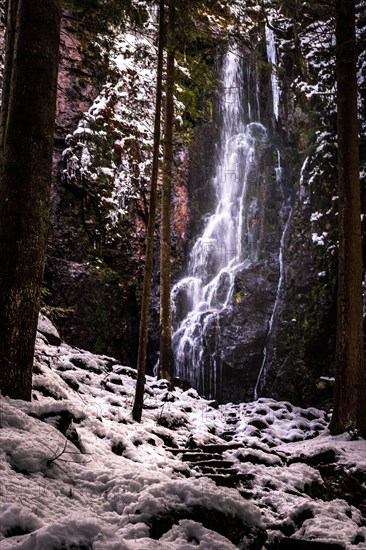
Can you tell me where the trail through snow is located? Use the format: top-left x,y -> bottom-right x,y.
0,316 -> 365,549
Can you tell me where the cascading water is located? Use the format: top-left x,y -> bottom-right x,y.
265,24 -> 280,120
172,48 -> 271,399
253,152 -> 292,399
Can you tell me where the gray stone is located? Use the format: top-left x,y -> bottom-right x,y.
37,314 -> 62,346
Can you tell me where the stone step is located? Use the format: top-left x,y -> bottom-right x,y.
270,538 -> 346,550
166,447 -> 204,455
203,474 -> 237,488
200,443 -> 246,453
193,466 -> 237,475
233,473 -> 255,485
181,453 -> 223,462
239,489 -> 254,499
188,459 -> 235,469
220,431 -> 236,441
203,472 -> 254,489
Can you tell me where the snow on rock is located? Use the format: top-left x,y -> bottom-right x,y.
37,313 -> 62,346
61,19 -> 158,234
0,317 -> 365,549
160,519 -> 239,550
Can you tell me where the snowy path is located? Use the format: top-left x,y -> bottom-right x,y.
0,316 -> 365,549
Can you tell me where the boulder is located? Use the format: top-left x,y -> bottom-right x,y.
37,313 -> 62,346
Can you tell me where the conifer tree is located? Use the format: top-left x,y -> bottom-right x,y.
158,2 -> 175,385
0,0 -> 62,400
132,0 -> 165,423
329,0 -> 366,437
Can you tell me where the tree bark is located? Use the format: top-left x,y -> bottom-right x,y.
329,0 -> 366,437
158,4 -> 175,384
0,0 -> 62,400
132,0 -> 165,422
0,0 -> 19,153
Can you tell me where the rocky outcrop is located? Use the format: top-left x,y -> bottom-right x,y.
45,9 -> 145,364
259,11 -> 339,408
45,7 -> 190,368
261,160 -> 337,407
172,39 -> 295,404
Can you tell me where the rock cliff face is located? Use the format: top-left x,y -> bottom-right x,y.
45,9 -> 142,364
177,85 -> 290,403
259,10 -> 340,408
44,7 -> 189,368
171,12 -> 341,406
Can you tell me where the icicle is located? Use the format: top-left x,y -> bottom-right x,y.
299,156 -> 309,200
275,148 -> 282,184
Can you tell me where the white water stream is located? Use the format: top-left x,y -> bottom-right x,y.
253,156 -> 309,397
265,24 -> 280,120
172,50 -> 269,397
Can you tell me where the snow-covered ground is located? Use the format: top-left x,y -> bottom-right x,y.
0,316 -> 365,549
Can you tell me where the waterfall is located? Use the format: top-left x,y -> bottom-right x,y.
265,24 -> 280,120
253,204 -> 292,399
172,49 -> 269,398
253,156 -> 309,398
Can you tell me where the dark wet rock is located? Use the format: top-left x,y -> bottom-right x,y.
148,505 -> 267,550
268,538 -> 345,550
59,374 -> 80,392
113,366 -> 138,379
69,356 -> 103,374
316,464 -> 366,518
291,507 -> 315,528
290,449 -> 337,467
37,314 -> 62,346
111,441 -> 126,456
249,418 -> 269,431
261,159 -> 337,408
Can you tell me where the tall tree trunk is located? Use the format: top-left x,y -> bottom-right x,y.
0,0 -> 62,401
132,0 -> 165,423
0,0 -> 19,152
158,4 -> 175,384
329,0 -> 366,437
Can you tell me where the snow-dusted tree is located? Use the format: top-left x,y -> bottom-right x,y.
0,0 -> 62,400
132,0 -> 226,419
329,0 -> 366,437
133,0 -> 165,423
158,2 -> 175,385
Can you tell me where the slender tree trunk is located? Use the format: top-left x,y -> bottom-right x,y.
158,4 -> 175,384
329,0 -> 366,437
132,0 -> 165,422
0,0 -> 62,401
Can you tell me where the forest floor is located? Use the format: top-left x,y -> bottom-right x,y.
0,315 -> 365,550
